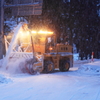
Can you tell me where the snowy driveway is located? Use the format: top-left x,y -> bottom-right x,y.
0,66 -> 100,100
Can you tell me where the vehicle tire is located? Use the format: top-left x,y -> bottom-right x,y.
44,60 -> 54,73
63,60 -> 70,71
28,63 -> 37,75
59,60 -> 70,72
25,59 -> 37,75
59,60 -> 64,71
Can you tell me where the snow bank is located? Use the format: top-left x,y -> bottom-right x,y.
78,60 -> 100,75
0,57 -> 28,74
0,57 -> 40,75
73,53 -> 79,61
6,58 -> 27,74
0,74 -> 12,84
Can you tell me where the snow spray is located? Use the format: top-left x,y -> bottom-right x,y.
2,22 -> 27,71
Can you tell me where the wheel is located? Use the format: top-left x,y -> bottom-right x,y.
59,60 -> 64,71
25,58 -> 37,75
44,60 -> 54,73
59,60 -> 70,72
28,63 -> 37,75
63,61 -> 70,71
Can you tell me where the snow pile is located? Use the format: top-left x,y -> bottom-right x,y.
78,60 -> 100,75
0,57 -> 40,75
0,74 -> 12,84
6,58 -> 27,74
0,57 -> 27,74
73,53 -> 79,61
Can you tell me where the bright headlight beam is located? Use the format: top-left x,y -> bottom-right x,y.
38,31 -> 53,34
31,31 -> 36,34
31,30 -> 53,34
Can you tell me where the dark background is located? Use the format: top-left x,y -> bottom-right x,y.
2,0 -> 100,59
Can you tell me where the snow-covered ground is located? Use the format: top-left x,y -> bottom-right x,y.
0,54 -> 100,100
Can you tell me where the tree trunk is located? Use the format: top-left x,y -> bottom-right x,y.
0,35 -> 5,59
0,0 -> 5,59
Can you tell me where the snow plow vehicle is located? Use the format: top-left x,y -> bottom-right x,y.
4,23 -> 73,74
33,33 -> 73,73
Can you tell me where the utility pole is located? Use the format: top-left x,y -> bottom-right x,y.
0,0 -> 5,59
